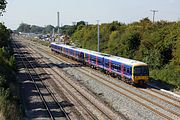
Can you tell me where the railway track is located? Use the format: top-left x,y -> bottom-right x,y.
80,65 -> 180,108
14,38 -> 125,119
79,68 -> 180,119
146,83 -> 180,103
49,52 -> 180,104
31,42 -> 179,119
16,36 -> 180,120
13,41 -> 71,120
26,41 -> 125,120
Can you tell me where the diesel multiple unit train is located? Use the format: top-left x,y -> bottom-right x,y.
50,42 -> 149,84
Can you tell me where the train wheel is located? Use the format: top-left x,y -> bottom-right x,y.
118,76 -> 121,80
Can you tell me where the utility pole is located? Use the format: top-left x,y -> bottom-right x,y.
57,12 -> 60,42
150,10 -> 158,23
52,28 -> 54,41
97,20 -> 100,52
57,11 -> 60,35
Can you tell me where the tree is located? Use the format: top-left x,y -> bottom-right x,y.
30,25 -> 43,33
43,25 -> 54,34
0,23 -> 10,47
61,25 -> 76,36
120,31 -> 141,58
76,21 -> 86,26
0,0 -> 7,15
16,23 -> 31,33
109,21 -> 122,32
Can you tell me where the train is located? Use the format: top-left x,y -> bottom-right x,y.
50,42 -> 149,84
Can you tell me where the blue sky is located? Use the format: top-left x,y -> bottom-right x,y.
1,0 -> 180,30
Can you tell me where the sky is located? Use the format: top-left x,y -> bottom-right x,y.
0,0 -> 180,30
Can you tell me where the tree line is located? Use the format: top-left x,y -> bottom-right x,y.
70,18 -> 180,89
16,18 -> 180,90
16,21 -> 86,35
0,1 -> 22,119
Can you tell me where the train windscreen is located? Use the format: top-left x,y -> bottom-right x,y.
134,66 -> 149,76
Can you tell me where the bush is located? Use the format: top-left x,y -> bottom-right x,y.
150,65 -> 180,90
70,19 -> 180,90
0,22 -> 22,119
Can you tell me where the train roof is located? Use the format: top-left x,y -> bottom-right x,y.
104,55 -> 147,66
51,42 -> 147,66
51,42 -> 73,49
84,49 -> 147,66
51,42 -> 104,57
79,48 -> 105,57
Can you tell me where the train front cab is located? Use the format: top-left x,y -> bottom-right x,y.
132,65 -> 149,84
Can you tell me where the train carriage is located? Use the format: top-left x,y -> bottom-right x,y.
50,42 -> 149,84
83,50 -> 104,69
103,55 -> 149,84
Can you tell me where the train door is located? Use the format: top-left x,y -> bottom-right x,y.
96,56 -> 98,66
109,60 -> 112,72
102,57 -> 104,69
121,64 -> 124,78
79,52 -> 84,62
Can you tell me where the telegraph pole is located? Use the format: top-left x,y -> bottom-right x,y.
57,11 -> 60,35
57,12 -> 60,43
97,20 -> 100,52
150,10 -> 158,23
52,28 -> 55,41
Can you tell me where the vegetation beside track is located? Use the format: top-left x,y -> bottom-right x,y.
0,19 -> 22,120
17,19 -> 180,90
0,1 -> 22,119
70,19 -> 180,90
29,37 -> 51,46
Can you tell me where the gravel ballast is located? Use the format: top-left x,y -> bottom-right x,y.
26,39 -> 180,120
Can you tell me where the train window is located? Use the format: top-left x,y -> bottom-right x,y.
127,68 -> 130,73
118,65 -> 121,70
134,66 -> 149,76
98,59 -> 102,64
124,67 -> 126,72
115,65 -> 118,69
115,64 -> 119,69
112,64 -> 115,69
105,62 -> 109,67
91,57 -> 96,62
112,64 -> 118,69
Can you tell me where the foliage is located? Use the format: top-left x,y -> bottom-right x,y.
61,25 -> 76,36
30,25 -> 43,34
70,18 -> 180,90
0,22 -> 22,119
0,23 -> 10,47
0,0 -> 7,15
16,19 -> 180,89
16,23 -> 31,33
16,23 -> 53,34
150,64 -> 180,90
43,25 -> 55,34
16,21 -> 88,36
